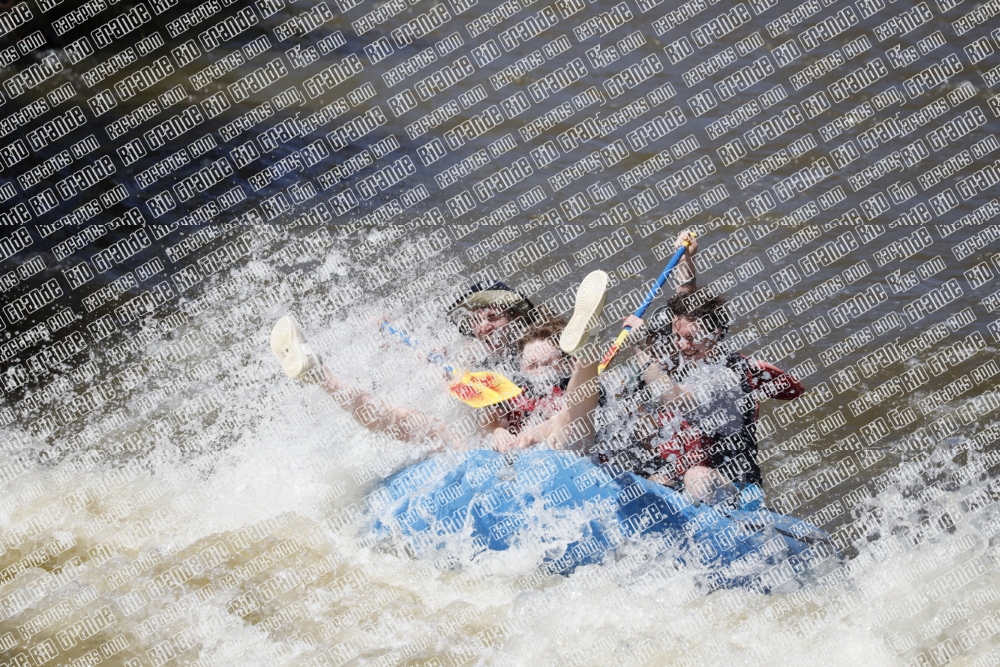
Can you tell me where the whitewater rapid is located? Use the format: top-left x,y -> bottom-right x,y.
0,240 -> 997,667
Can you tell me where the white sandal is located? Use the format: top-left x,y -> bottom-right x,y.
270,316 -> 320,379
559,270 -> 609,355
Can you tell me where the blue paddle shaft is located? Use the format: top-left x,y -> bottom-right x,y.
379,322 -> 455,374
620,245 -> 688,333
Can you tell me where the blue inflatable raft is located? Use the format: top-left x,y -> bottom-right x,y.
370,448 -> 837,591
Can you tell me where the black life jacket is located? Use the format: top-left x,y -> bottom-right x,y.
715,352 -> 762,486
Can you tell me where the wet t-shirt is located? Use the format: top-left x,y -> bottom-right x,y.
645,362 -> 743,480
596,359 -> 746,483
677,362 -> 746,440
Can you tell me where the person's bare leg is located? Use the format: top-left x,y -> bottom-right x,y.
518,270 -> 608,453
683,465 -> 738,505
545,355 -> 601,453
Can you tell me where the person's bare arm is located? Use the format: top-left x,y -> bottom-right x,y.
319,365 -> 462,446
508,356 -> 602,454
623,314 -> 645,331
492,427 -> 518,451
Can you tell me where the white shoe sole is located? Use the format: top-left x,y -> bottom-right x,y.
559,270 -> 609,355
271,316 -> 318,379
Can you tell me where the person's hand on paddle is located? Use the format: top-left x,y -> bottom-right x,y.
369,310 -> 392,329
598,233 -> 695,374
623,314 -> 645,332
675,230 -> 698,254
675,230 -> 698,294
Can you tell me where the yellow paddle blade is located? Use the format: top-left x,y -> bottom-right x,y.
448,370 -> 522,408
598,328 -> 632,374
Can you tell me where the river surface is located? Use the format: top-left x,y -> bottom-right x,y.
0,0 -> 999,664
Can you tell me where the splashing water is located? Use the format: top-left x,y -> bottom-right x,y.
0,232 -> 997,667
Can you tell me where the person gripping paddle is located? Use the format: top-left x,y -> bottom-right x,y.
617,230 -> 806,496
597,232 -> 697,374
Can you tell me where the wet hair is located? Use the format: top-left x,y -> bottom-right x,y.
516,316 -> 568,355
668,293 -> 731,339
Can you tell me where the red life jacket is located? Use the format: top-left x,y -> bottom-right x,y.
504,380 -> 568,434
653,413 -> 710,481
